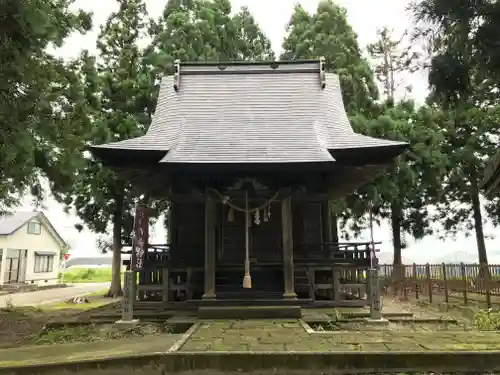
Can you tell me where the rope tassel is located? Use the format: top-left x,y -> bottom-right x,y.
242,189 -> 252,289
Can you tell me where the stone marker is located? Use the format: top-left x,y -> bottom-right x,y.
365,267 -> 389,325
115,270 -> 139,327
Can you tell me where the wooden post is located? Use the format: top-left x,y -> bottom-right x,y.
333,267 -> 341,300
461,263 -> 468,305
162,268 -> 169,303
412,263 -> 419,299
425,263 -> 432,303
202,195 -> 216,300
308,266 -> 315,301
281,193 -> 297,299
481,263 -> 492,308
403,265 -> 408,300
441,263 -> 449,304
186,267 -> 194,300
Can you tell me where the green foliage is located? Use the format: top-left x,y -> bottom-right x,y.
280,0 -> 377,115
59,268 -> 113,283
367,27 -> 420,98
348,102 -> 447,257
50,0 -> 159,297
0,0 -> 92,209
279,0 -> 381,240
473,309 -> 500,331
410,0 -> 500,264
57,0 -> 156,235
147,0 -> 274,75
342,27 -> 446,261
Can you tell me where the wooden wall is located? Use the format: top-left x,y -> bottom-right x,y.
170,199 -> 326,268
292,202 -> 323,260
169,202 -> 205,267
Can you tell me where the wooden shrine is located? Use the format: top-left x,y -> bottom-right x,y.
90,59 -> 408,313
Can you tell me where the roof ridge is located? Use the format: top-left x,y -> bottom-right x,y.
172,58 -> 327,88
179,59 -> 323,66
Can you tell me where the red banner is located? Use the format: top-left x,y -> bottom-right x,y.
131,204 -> 149,271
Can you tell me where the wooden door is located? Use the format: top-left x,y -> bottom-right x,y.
250,202 -> 281,263
219,205 -> 245,264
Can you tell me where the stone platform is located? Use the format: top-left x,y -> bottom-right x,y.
2,319 -> 500,374
197,305 -> 302,319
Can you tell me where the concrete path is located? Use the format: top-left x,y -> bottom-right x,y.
0,282 -> 110,308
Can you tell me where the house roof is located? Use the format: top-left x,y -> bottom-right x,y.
0,211 -> 39,235
91,59 -> 407,165
0,211 -> 67,247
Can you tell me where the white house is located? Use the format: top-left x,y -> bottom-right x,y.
0,211 -> 66,286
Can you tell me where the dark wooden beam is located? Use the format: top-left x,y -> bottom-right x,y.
169,191 -> 328,204
281,189 -> 297,299
202,194 -> 216,300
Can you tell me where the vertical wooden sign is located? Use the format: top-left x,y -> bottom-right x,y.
131,204 -> 149,271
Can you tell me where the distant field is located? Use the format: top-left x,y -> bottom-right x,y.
59,267 -> 113,283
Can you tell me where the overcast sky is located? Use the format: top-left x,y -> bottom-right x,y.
21,0 -> 500,263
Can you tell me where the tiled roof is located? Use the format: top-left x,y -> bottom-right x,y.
92,60 -> 406,164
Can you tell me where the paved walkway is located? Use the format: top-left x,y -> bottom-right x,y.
181,320 -> 500,352
0,283 -> 110,308
0,320 -> 500,368
0,335 -> 181,368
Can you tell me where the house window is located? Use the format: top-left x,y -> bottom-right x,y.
27,222 -> 41,235
34,252 -> 54,273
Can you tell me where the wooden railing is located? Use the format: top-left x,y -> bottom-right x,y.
379,263 -> 500,308
295,241 -> 380,266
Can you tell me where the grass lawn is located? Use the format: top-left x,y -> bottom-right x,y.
0,289 -> 119,349
59,268 -> 115,283
45,289 -> 111,311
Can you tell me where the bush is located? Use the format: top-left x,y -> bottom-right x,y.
473,309 -> 500,330
59,268 -> 113,283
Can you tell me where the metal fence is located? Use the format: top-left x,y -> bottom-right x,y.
378,263 -> 500,307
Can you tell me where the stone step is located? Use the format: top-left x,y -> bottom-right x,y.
197,305 -> 302,319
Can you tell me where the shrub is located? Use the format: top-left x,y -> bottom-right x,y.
59,268 -> 113,283
473,309 -> 500,330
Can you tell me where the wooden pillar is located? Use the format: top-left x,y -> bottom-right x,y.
322,200 -> 340,301
202,195 -> 216,299
162,268 -> 169,303
282,192 -> 297,299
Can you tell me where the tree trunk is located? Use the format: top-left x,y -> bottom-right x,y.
470,171 -> 488,265
391,202 -> 403,266
107,191 -> 124,298
470,170 -> 490,297
390,202 -> 404,297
